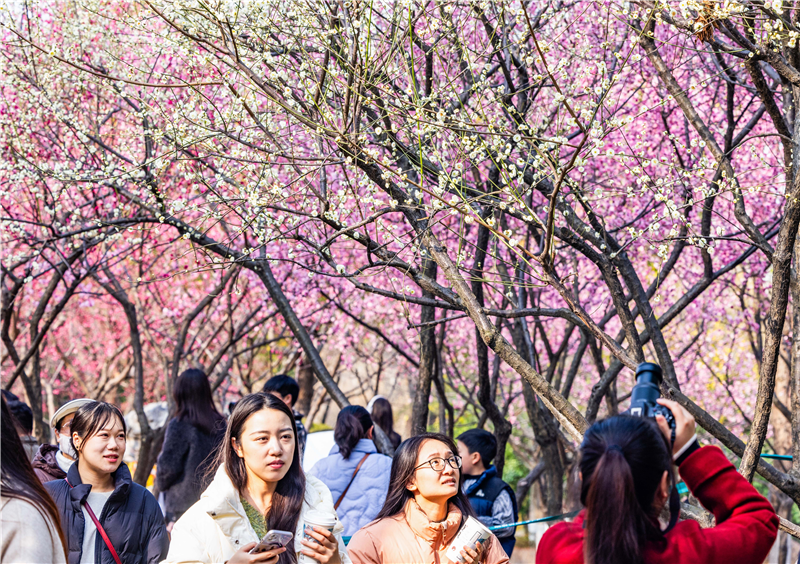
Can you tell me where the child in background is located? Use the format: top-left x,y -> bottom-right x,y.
456,429 -> 518,557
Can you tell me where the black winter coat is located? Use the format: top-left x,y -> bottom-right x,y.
155,417 -> 224,518
45,462 -> 169,564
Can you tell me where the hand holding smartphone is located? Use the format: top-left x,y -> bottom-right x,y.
249,530 -> 294,554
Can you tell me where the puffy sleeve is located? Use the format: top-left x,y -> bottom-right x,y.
160,510 -> 213,564
346,528 -> 382,564
483,534 -> 510,564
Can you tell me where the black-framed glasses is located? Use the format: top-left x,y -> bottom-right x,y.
414,455 -> 462,473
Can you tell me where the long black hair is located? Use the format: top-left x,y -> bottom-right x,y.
214,392 -> 304,564
334,405 -> 372,460
1,396 -> 68,561
580,415 -> 673,564
174,368 -> 224,434
375,432 -> 476,521
371,398 -> 401,449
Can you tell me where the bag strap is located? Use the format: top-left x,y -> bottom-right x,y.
65,478 -> 123,564
334,453 -> 370,510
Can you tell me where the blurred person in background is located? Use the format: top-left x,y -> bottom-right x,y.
309,405 -> 393,537
156,368 -> 226,529
33,398 -> 95,483
262,374 -> 307,456
1,395 -> 68,563
367,396 -> 401,451
2,390 -> 38,460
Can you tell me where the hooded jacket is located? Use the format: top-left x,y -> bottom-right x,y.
308,438 -> 393,537
536,445 -> 779,564
161,465 -> 352,564
347,500 -> 509,564
45,461 -> 169,564
32,443 -> 68,483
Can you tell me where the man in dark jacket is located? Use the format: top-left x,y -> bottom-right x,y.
45,460 -> 168,564
33,398 -> 94,483
457,429 -> 518,557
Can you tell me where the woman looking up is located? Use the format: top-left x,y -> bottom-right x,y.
347,433 -> 509,564
45,401 -> 169,564
163,392 -> 351,564
536,399 -> 779,564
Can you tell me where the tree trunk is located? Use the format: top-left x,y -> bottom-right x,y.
411,257 -> 438,436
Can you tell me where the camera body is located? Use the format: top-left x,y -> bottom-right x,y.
625,362 -> 676,444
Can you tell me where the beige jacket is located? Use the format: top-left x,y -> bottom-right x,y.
1,494 -> 67,564
161,465 -> 351,564
347,500 -> 509,564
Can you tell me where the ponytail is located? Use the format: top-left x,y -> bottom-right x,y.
334,405 -> 372,460
580,417 -> 673,564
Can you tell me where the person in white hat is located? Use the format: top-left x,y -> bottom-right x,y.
31,398 -> 94,483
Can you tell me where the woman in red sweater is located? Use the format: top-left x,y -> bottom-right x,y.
537,399 -> 778,564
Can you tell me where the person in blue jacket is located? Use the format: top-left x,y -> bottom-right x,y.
456,429 -> 518,557
309,405 -> 393,537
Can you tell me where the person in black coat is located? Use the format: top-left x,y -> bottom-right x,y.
156,368 -> 225,527
45,402 -> 168,564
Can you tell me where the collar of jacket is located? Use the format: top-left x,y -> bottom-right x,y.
32,443 -> 60,469
328,438 -> 378,456
402,499 -> 462,546
463,465 -> 498,495
66,461 -> 132,510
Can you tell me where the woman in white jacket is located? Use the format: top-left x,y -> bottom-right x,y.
162,393 -> 350,564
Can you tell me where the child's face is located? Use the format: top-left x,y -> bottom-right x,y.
457,440 -> 482,475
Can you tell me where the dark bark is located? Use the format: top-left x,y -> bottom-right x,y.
411,257 -> 438,436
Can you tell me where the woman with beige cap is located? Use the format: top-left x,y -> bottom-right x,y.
32,398 -> 94,483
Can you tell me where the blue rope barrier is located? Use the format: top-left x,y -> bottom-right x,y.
489,510 -> 580,531
761,453 -> 792,460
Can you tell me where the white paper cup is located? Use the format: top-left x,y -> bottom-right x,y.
298,510 -> 337,564
445,516 -> 492,563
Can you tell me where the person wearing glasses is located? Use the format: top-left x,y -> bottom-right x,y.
347,433 -> 509,564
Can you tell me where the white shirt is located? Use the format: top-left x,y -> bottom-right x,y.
80,490 -> 113,564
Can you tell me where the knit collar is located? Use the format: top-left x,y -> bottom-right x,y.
402,499 -> 462,545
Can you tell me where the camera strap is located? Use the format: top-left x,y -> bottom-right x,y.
664,484 -> 680,534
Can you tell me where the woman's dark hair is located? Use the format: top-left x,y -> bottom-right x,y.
174,368 -> 225,434
1,396 -> 68,560
215,393 -> 304,564
334,406 -> 373,460
371,398 -> 401,449
580,415 -> 674,564
375,432 -> 476,522
70,401 -> 126,459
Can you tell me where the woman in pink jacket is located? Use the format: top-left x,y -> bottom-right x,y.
347,433 -> 509,564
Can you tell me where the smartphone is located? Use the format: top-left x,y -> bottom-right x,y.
249,530 -> 294,554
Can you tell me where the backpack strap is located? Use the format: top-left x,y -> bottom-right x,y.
334,453 -> 370,510
65,478 -> 123,564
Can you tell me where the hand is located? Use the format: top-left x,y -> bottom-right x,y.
459,540 -> 485,564
299,526 -> 340,564
656,398 -> 696,456
226,542 -> 286,564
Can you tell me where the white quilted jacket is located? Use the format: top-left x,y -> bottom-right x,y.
161,465 -> 351,564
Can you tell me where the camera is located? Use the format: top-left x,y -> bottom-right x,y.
625,362 -> 676,445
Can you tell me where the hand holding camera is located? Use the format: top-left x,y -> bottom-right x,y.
655,398 -> 696,457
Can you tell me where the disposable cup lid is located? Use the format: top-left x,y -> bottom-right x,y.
304,510 -> 336,527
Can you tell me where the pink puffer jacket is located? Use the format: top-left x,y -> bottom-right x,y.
347,500 -> 509,564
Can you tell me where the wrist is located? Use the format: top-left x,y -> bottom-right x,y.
674,435 -> 700,465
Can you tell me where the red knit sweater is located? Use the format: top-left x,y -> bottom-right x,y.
536,446 -> 779,564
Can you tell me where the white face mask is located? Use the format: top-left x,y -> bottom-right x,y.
58,433 -> 77,459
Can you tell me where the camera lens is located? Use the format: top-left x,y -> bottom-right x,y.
635,362 -> 663,386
